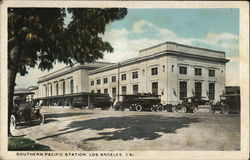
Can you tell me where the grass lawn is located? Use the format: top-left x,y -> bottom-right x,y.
8,137 -> 52,151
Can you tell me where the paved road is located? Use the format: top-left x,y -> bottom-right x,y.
11,107 -> 240,151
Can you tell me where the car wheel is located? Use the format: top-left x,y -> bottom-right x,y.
88,104 -> 95,110
135,105 -> 142,112
172,106 -> 177,113
151,105 -> 156,112
181,106 -> 187,113
10,114 -> 16,129
157,105 -> 164,112
39,113 -> 45,125
222,105 -> 229,115
192,107 -> 198,113
205,102 -> 211,108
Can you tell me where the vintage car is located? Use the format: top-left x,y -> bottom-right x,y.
208,94 -> 240,114
114,93 -> 163,112
10,90 -> 44,129
72,94 -> 113,110
173,96 -> 209,113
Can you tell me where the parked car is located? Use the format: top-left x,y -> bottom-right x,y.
208,94 -> 240,114
173,96 -> 209,113
114,93 -> 163,112
91,96 -> 113,110
72,95 -> 113,110
10,91 -> 44,129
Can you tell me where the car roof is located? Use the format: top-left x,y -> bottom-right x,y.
14,90 -> 34,96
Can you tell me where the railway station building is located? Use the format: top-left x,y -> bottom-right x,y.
37,41 -> 229,106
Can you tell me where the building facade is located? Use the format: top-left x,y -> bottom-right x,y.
37,41 -> 229,106
37,62 -> 113,106
89,42 -> 229,104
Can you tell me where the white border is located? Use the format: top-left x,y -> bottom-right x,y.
0,1 -> 249,160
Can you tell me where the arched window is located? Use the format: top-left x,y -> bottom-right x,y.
50,85 -> 53,96
56,83 -> 59,95
70,79 -> 74,94
63,81 -> 65,95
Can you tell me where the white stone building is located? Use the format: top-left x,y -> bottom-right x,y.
37,41 -> 229,106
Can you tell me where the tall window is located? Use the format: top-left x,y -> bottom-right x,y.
91,80 -> 94,86
209,69 -> 215,77
121,74 -> 126,81
179,66 -> 187,74
70,79 -> 74,94
112,87 -> 116,99
122,86 -> 127,95
152,82 -> 158,95
45,86 -> 47,97
209,83 -> 215,100
112,76 -> 116,82
151,67 -> 158,75
97,79 -> 101,85
50,85 -> 52,96
103,78 -> 108,84
97,89 -> 101,93
133,84 -> 139,94
195,68 -> 202,76
132,71 -> 138,79
195,82 -> 202,97
56,83 -> 59,95
179,81 -> 187,100
104,89 -> 108,94
62,81 -> 65,95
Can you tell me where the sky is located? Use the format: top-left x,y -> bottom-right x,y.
15,8 -> 239,88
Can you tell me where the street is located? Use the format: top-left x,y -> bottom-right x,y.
11,107 -> 240,151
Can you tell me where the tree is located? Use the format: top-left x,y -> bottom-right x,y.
8,8 -> 127,135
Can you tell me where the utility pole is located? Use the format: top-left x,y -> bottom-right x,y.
117,63 -> 120,102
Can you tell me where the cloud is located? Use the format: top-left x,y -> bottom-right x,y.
102,19 -> 239,85
16,19 -> 239,88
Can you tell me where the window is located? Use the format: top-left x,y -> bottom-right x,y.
112,87 -> 116,99
122,86 -> 127,95
195,82 -> 202,97
45,86 -> 47,97
172,65 -> 174,72
195,68 -> 202,76
209,69 -> 215,77
209,83 -> 215,100
62,81 -> 65,95
104,89 -> 108,94
152,82 -> 158,95
50,85 -> 53,96
133,84 -> 139,94
70,79 -> 74,94
103,78 -> 108,84
179,81 -> 187,100
132,71 -> 138,79
121,74 -> 126,81
163,65 -> 166,72
56,83 -> 59,95
179,66 -> 187,75
97,79 -> 101,85
97,89 -> 101,93
112,76 -> 116,82
91,80 -> 94,86
151,67 -> 158,75
91,90 -> 94,93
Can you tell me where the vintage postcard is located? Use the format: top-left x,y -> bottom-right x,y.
0,1 -> 249,160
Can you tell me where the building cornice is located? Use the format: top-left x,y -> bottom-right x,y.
38,62 -> 113,83
139,41 -> 225,54
88,50 -> 229,75
38,65 -> 98,83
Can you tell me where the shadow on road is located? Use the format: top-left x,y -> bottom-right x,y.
45,112 -> 93,118
37,115 -> 199,141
